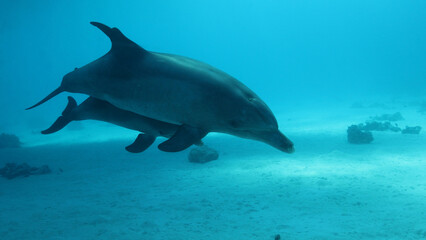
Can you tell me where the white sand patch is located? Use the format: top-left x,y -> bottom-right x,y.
0,103 -> 425,239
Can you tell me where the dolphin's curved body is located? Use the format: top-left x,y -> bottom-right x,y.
28,22 -> 294,153
42,96 -> 190,153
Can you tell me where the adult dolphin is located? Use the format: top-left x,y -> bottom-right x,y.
42,96 -> 191,153
27,22 -> 294,153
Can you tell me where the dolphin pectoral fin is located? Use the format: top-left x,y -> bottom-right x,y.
62,96 -> 78,115
125,133 -> 156,153
41,96 -> 78,134
194,140 -> 204,146
158,125 -> 207,152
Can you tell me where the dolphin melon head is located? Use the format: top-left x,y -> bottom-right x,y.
225,96 -> 294,153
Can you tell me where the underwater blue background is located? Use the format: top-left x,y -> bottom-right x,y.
0,1 -> 425,239
1,0 -> 425,129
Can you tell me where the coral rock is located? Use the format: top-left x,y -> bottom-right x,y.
188,145 -> 219,163
347,125 -> 374,144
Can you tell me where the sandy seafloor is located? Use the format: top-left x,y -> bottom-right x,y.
1,102 -> 425,240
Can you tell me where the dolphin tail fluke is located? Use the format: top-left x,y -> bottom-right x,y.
41,96 -> 77,135
125,133 -> 156,153
26,87 -> 63,110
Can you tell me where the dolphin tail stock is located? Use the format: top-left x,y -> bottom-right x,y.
26,86 -> 64,110
158,125 -> 207,152
125,133 -> 156,153
41,96 -> 77,135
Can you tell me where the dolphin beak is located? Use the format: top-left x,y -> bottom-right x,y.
262,130 -> 295,153
284,145 -> 295,154
26,87 -> 63,110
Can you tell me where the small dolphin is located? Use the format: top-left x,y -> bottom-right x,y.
28,22 -> 294,153
42,96 -> 191,153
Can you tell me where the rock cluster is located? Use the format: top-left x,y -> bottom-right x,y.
347,112 -> 422,144
0,133 -> 21,149
358,121 -> 401,132
188,145 -> 219,163
347,125 -> 374,144
370,112 -> 404,121
402,126 -> 422,134
0,163 -> 51,180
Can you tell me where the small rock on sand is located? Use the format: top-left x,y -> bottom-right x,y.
188,145 -> 219,163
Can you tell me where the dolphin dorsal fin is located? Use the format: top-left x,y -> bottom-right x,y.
90,22 -> 148,57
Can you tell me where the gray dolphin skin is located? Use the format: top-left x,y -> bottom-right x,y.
27,22 -> 294,153
42,96 -> 187,153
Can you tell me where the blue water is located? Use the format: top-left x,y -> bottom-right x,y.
0,1 -> 425,239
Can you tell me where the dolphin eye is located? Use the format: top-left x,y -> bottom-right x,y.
74,67 -> 78,71
229,120 -> 241,128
